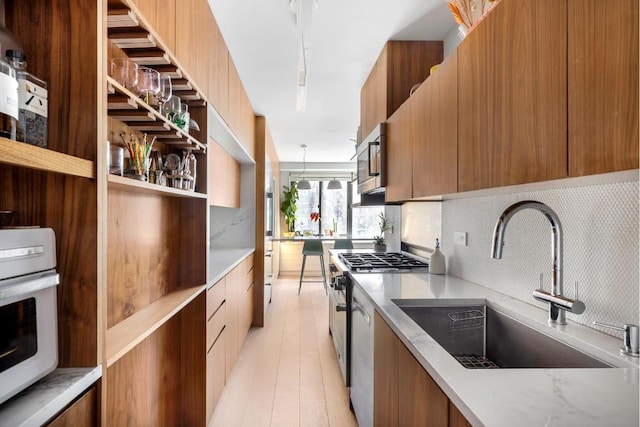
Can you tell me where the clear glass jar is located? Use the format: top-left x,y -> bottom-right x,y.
0,58 -> 18,140
6,50 -> 48,147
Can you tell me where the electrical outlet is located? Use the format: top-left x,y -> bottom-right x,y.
454,231 -> 467,246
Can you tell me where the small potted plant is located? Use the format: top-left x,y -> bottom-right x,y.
280,182 -> 299,237
374,212 -> 391,252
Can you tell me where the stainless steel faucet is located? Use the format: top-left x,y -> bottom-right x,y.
491,200 -> 585,325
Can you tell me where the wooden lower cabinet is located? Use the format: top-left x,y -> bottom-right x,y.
374,311 -> 470,427
47,387 -> 96,427
206,329 -> 226,423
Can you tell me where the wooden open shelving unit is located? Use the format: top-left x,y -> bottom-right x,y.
106,284 -> 206,367
0,137 -> 96,179
107,174 -> 207,198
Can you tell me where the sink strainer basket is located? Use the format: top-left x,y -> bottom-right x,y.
447,309 -> 485,332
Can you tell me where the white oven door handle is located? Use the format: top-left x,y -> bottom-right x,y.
0,272 -> 59,300
352,295 -> 371,325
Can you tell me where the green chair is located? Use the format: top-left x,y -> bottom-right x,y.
298,240 -> 327,295
333,239 -> 353,250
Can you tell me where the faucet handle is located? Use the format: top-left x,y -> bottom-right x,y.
593,321 -> 639,358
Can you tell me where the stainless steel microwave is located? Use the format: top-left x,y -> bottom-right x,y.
356,123 -> 385,194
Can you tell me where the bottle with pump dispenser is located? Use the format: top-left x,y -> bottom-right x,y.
429,238 -> 446,275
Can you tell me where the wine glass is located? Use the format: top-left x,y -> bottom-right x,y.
156,73 -> 172,112
136,66 -> 160,105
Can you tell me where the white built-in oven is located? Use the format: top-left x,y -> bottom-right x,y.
356,123 -> 385,194
0,229 -> 59,405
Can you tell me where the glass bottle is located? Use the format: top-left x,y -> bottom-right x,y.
6,50 -> 47,147
0,56 -> 17,139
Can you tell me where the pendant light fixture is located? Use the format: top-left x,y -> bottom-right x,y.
327,178 -> 342,190
297,144 -> 311,190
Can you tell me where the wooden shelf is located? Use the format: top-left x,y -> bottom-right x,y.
0,137 -> 95,179
105,284 -> 206,367
108,174 -> 207,199
106,76 -> 206,152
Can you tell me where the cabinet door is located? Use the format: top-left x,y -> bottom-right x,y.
457,0 -> 567,192
129,0 -> 156,28
225,267 -> 240,380
449,401 -> 472,427
154,0 -> 176,53
412,52 -> 458,198
361,46 -> 389,140
47,387 -> 96,427
373,311 -> 399,427
208,138 -> 241,208
398,343 -> 448,426
568,0 -> 639,176
385,96 -> 414,202
207,329 -> 226,423
208,13 -> 230,120
228,58 -> 256,159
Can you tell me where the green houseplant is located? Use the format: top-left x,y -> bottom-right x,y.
374,212 -> 391,252
280,182 -> 299,235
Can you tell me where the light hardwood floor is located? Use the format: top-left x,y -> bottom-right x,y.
210,276 -> 359,427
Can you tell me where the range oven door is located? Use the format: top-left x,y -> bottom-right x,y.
0,272 -> 59,404
328,280 -> 348,385
356,123 -> 385,194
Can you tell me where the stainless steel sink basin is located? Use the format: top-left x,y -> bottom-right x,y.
393,300 -> 612,369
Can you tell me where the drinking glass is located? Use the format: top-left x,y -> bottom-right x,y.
157,74 -> 172,111
136,67 -> 160,104
110,58 -> 138,89
164,95 -> 181,122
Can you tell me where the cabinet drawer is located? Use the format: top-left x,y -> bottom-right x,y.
207,278 -> 226,320
243,254 -> 254,275
207,301 -> 226,349
206,328 -> 226,423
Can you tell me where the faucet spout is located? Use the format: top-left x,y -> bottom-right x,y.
490,201 -> 577,325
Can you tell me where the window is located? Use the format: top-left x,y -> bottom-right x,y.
291,178 -> 383,238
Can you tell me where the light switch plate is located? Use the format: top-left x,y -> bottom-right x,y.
454,231 -> 467,246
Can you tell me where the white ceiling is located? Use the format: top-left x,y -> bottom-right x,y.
208,0 -> 456,163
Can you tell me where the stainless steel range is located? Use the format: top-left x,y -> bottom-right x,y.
327,249 -> 429,426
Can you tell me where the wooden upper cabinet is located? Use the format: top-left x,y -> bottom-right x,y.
154,0 -> 176,53
568,0 -> 639,177
457,0 -> 568,192
208,13 -> 230,122
128,0 -> 156,28
228,58 -> 256,159
412,51 -> 458,198
174,0 -> 209,94
208,138 -> 241,208
361,41 -> 443,140
385,93 -> 414,202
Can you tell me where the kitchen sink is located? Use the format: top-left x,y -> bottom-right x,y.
392,300 -> 612,369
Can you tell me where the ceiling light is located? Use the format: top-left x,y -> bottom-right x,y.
297,144 -> 311,190
327,179 -> 342,190
290,0 -> 317,112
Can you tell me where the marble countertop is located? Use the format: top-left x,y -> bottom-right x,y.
208,248 -> 255,288
352,272 -> 639,427
0,366 -> 102,427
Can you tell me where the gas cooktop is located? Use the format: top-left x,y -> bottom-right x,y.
338,252 -> 428,272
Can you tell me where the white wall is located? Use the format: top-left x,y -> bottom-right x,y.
402,177 -> 639,338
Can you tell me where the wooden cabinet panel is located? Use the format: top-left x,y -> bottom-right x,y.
207,301 -> 226,349
47,387 -> 96,427
385,95 -> 414,202
174,0 -> 193,81
208,138 -> 241,208
225,266 -> 240,380
208,13 -> 230,121
568,0 -> 639,176
448,401 -> 472,427
398,343 -> 448,426
412,52 -> 458,198
206,329 -> 226,423
154,0 -> 176,53
457,0 -> 567,192
361,41 -> 443,140
129,0 -> 156,28
374,311 -> 399,427
361,48 -> 389,142
228,57 -> 256,159
174,0 -> 209,94
207,278 -> 226,320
